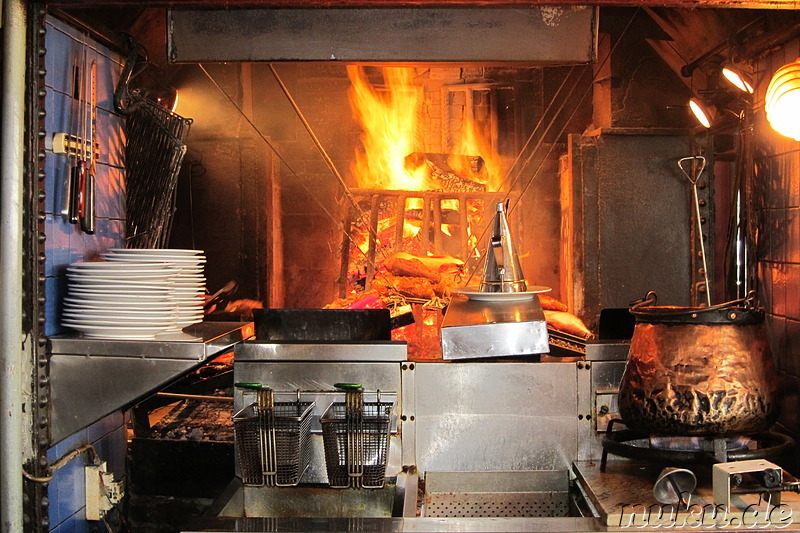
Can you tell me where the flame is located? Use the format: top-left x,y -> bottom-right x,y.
348,66 -> 503,193
450,119 -> 504,191
348,66 -> 429,190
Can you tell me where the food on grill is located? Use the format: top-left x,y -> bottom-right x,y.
544,310 -> 593,339
374,272 -> 438,300
223,299 -> 263,319
538,294 -> 569,312
384,253 -> 442,282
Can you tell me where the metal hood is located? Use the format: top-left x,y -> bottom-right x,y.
167,6 -> 598,64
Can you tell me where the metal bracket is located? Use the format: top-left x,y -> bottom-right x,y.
713,459 -> 783,508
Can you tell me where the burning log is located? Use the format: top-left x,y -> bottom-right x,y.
404,152 -> 487,192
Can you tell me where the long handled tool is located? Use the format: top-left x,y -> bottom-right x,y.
80,60 -> 97,234
678,156 -> 710,306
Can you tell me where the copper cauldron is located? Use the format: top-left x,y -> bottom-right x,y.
618,292 -> 778,436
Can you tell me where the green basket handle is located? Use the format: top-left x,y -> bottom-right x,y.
334,382 -> 363,391
235,382 -> 271,391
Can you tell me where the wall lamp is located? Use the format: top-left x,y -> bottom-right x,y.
689,97 -> 717,128
766,58 -> 800,141
722,65 -> 754,94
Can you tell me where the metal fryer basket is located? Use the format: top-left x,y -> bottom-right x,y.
233,386 -> 314,487
320,386 -> 393,489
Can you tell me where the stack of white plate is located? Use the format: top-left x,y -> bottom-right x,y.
63,261 -> 181,339
102,249 -> 206,328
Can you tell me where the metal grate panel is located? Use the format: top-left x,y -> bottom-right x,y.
424,491 -> 569,518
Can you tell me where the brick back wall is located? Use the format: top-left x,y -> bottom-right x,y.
754,38 -> 800,464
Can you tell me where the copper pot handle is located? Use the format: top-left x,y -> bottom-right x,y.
630,290 -> 758,315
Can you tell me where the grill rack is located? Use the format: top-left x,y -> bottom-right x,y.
233,385 -> 314,487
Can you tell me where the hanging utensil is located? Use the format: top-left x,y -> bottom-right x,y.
80,60 -> 97,235
678,155 -> 710,306
68,47 -> 88,225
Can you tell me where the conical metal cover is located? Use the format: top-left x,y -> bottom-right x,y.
479,202 -> 526,293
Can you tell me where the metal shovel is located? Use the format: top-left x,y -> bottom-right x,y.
678,155 -> 710,306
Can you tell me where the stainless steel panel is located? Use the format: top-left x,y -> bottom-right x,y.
235,340 -> 407,362
243,483 -> 399,518
585,340 -> 629,362
49,322 -> 252,443
576,363 -> 595,461
51,355 -> 200,444
425,470 -> 568,493
168,7 -> 597,63
440,297 -> 549,360
401,363 -> 416,469
414,363 -> 577,472
234,361 -> 403,484
49,321 -> 253,360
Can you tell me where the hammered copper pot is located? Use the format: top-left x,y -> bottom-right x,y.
618,292 -> 778,436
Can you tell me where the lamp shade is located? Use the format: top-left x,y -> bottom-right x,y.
689,98 -> 716,128
766,58 -> 800,141
722,66 -> 754,94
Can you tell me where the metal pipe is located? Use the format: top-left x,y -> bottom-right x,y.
1,0 -> 28,530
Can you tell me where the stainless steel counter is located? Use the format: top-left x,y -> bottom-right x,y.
184,515 -> 604,532
48,321 -> 253,443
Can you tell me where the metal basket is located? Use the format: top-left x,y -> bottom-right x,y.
233,384 -> 314,487
320,384 -> 393,489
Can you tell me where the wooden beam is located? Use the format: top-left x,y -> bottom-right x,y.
44,0 -> 800,9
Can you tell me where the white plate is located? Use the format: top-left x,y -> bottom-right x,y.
64,296 -> 176,308
69,261 -> 175,270
63,307 -> 178,318
62,316 -> 176,328
68,289 -> 173,301
69,278 -> 175,288
67,272 -> 177,282
103,254 -> 207,266
105,248 -> 204,256
61,322 -> 172,339
452,286 -> 552,302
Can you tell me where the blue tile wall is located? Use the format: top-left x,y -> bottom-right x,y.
44,16 -> 126,338
44,15 -> 128,533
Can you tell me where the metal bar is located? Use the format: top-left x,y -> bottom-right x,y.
432,197 -> 443,252
421,196 -> 431,254
459,194 -> 469,260
155,392 -> 234,402
365,195 -> 380,289
338,206 -> 354,298
394,195 -> 406,252
0,0 -> 27,529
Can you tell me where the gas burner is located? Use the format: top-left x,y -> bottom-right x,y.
601,419 -> 795,471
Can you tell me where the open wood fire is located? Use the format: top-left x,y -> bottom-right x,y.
324,66 -> 591,358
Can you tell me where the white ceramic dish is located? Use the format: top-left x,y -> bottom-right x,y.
68,288 -> 173,300
61,322 -> 173,339
69,261 -> 174,270
452,286 -> 552,301
105,248 -> 204,256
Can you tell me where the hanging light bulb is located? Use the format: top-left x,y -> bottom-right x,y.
722,66 -> 754,94
689,97 -> 717,128
766,58 -> 800,141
